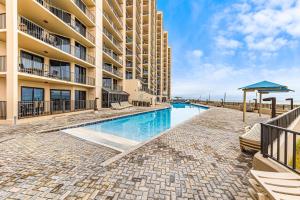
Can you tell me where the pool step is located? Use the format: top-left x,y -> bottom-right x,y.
63,128 -> 139,152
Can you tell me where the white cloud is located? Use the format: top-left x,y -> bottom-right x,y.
187,49 -> 203,60
215,36 -> 242,49
215,0 -> 300,53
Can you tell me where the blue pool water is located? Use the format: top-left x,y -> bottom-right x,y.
84,103 -> 208,142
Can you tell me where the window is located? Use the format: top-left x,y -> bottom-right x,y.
75,42 -> 86,60
50,60 -> 71,81
21,87 -> 44,102
126,71 -> 132,79
75,18 -> 86,37
75,65 -> 86,84
74,0 -> 87,14
50,90 -> 71,112
49,6 -> 71,24
20,51 -> 44,72
75,90 -> 86,109
54,35 -> 71,53
103,78 -> 112,89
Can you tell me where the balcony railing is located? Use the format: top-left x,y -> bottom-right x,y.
71,0 -> 95,23
103,46 -> 123,65
36,0 -> 95,44
103,64 -> 123,78
126,61 -> 133,68
0,56 -> 6,72
261,106 -> 300,174
126,48 -> 133,56
19,16 -> 95,65
0,101 -> 6,120
103,27 -> 122,51
18,100 -> 96,119
0,13 -> 6,29
105,0 -> 122,26
102,84 -> 123,92
103,11 -> 122,38
18,60 -> 95,86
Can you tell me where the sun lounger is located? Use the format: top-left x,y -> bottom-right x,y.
239,123 -> 261,152
120,101 -> 133,108
111,102 -> 122,110
249,170 -> 300,200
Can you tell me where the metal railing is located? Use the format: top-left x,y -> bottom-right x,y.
102,84 -> 123,92
0,13 -> 6,29
18,100 -> 96,119
103,11 -> 122,38
103,63 -> 123,78
0,56 -> 6,72
0,101 -> 6,120
105,0 -> 122,27
261,107 -> 300,174
103,27 -> 122,51
103,45 -> 123,65
18,16 -> 95,65
18,59 -> 95,86
71,0 -> 95,23
36,0 -> 95,44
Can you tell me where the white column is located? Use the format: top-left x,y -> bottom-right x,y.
95,0 -> 103,109
6,0 -> 18,124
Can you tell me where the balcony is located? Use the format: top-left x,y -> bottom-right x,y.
18,100 -> 96,119
103,27 -> 122,53
103,84 -> 123,92
126,36 -> 133,43
104,0 -> 122,28
103,11 -> 123,40
103,45 -> 123,66
0,56 -> 6,72
126,48 -> 133,56
126,61 -> 133,68
71,0 -> 95,23
18,60 -> 95,86
36,0 -> 95,45
103,63 -> 123,79
18,16 -> 95,66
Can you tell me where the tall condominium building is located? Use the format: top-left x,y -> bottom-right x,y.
0,0 -> 171,124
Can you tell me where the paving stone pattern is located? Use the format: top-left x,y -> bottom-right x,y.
0,107 -> 268,199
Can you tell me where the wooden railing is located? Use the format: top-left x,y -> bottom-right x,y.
261,106 -> 300,174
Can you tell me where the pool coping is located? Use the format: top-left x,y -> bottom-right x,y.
100,105 -> 210,167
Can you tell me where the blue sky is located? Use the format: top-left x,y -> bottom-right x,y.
157,0 -> 300,102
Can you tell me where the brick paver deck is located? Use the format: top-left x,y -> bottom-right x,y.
0,107 -> 268,199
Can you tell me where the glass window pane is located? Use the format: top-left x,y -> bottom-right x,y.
21,87 -> 33,101
33,88 -> 44,101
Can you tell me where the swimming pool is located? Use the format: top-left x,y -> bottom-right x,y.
83,103 -> 208,142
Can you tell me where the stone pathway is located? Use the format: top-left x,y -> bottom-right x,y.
0,107 -> 268,199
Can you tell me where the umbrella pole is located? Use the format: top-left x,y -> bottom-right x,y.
243,90 -> 247,122
259,93 -> 262,117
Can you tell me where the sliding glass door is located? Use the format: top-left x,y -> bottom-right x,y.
75,90 -> 86,110
50,90 -> 71,112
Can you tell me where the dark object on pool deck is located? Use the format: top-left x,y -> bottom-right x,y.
286,98 -> 294,110
263,97 -> 276,118
131,101 -> 151,107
